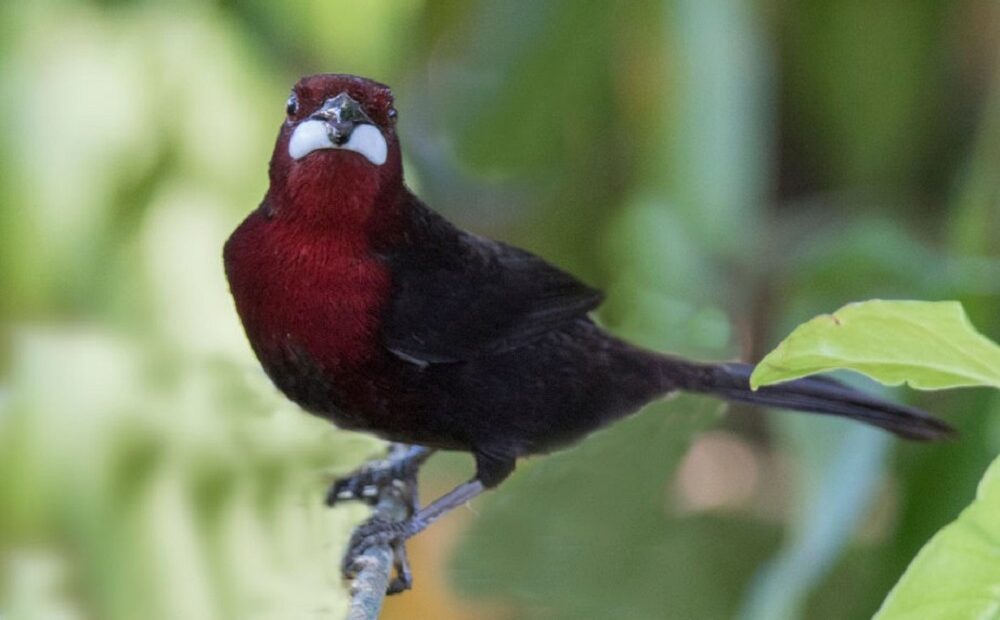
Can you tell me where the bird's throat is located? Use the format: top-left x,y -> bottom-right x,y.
269,150 -> 402,237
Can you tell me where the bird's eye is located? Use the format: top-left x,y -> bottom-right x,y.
387,108 -> 398,123
286,93 -> 298,117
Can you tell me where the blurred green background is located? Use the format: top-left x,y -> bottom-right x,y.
1,1 -> 998,619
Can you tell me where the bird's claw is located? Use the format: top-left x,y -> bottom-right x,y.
326,444 -> 424,508
342,517 -> 415,594
332,444 -> 433,594
327,469 -> 409,507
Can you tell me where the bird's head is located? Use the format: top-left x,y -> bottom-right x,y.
266,74 -> 403,227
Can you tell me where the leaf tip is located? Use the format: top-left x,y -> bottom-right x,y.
748,364 -> 770,391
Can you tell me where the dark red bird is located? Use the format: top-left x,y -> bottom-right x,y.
224,74 -> 952,592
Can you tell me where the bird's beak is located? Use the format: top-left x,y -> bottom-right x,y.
288,92 -> 388,165
309,93 -> 367,145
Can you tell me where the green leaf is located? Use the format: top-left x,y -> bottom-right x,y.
874,453 -> 1000,620
750,300 -> 1000,391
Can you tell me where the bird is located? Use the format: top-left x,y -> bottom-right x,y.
223,73 -> 953,593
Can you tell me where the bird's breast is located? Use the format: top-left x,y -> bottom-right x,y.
224,211 -> 393,377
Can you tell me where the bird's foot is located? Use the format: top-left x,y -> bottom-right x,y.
342,516 -> 421,594
326,443 -> 432,508
340,478 -> 488,595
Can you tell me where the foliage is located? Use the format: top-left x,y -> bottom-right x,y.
751,301 -> 1000,391
452,398 -> 737,620
0,330 -> 380,619
748,299 -> 1000,618
875,453 -> 1000,619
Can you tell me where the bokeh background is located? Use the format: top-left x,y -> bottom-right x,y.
1,1 -> 999,619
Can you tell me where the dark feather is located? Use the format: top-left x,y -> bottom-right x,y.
671,360 -> 955,441
382,193 -> 603,364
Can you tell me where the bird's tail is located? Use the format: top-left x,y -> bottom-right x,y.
667,359 -> 954,441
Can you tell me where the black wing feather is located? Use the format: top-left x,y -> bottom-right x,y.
382,195 -> 603,364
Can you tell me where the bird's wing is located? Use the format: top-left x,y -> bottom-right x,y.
382,198 -> 603,364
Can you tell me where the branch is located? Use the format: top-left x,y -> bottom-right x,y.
344,484 -> 410,620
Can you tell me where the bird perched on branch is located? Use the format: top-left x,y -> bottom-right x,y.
224,73 -> 953,593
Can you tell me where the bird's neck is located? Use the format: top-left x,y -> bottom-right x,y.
268,158 -> 405,239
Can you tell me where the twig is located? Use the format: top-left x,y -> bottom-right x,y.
344,484 -> 410,620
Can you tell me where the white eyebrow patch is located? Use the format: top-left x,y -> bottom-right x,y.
288,120 -> 331,160
344,124 -> 387,165
288,120 -> 388,165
